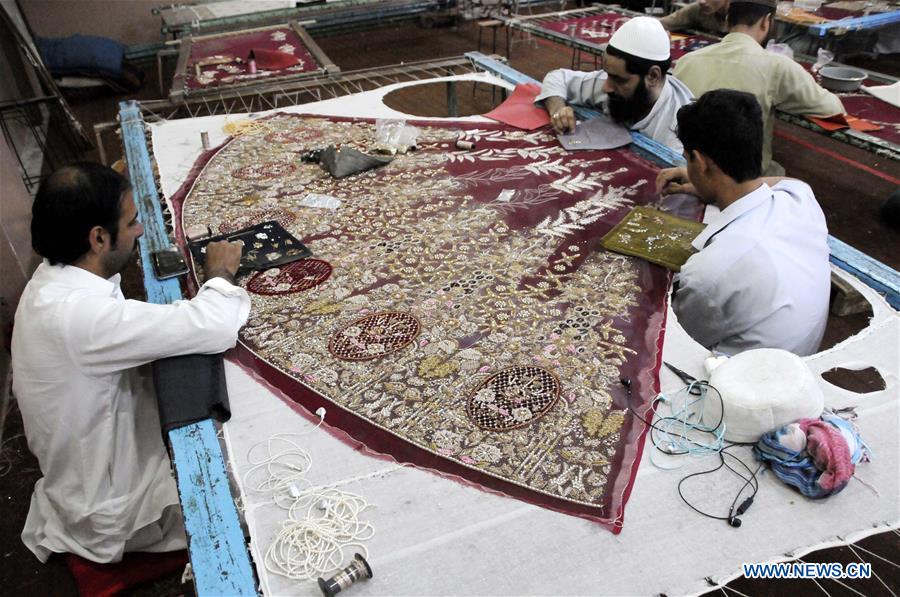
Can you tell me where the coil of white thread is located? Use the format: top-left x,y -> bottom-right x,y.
244,417 -> 375,581
264,487 -> 374,580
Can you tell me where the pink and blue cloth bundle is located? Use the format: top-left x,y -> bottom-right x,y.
754,413 -> 872,499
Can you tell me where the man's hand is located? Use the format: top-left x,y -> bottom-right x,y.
204,239 -> 243,284
543,96 -> 577,134
656,167 -> 696,196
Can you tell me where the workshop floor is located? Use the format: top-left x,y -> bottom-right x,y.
2,13 -> 897,597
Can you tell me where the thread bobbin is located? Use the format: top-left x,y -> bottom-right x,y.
317,553 -> 373,596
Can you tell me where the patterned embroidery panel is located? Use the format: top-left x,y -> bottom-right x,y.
247,259 -> 334,296
329,312 -> 422,361
173,114 -> 699,527
182,26 -> 319,91
540,14 -> 715,60
468,366 -> 562,431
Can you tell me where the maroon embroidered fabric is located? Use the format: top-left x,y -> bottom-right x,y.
539,13 -> 716,59
169,114 -> 703,532
798,60 -> 900,145
181,26 -> 319,91
816,6 -> 863,19
838,94 -> 900,145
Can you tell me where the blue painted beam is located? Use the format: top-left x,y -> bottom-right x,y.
118,101 -> 182,305
809,10 -> 900,37
118,100 -> 258,596
828,236 -> 900,309
169,420 -> 259,593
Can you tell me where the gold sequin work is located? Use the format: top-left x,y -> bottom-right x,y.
170,113 -> 703,528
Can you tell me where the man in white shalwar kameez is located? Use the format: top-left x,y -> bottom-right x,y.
11,163 -> 250,563
535,16 -> 694,153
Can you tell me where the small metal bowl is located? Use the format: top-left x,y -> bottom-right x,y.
819,66 -> 867,92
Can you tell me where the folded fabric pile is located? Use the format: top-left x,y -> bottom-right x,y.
754,412 -> 872,499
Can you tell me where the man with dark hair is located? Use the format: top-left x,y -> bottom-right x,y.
536,16 -> 693,152
672,0 -> 843,175
12,162 -> 250,563
657,90 -> 831,356
660,0 -> 730,35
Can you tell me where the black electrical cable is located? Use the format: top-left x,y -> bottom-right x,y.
620,378 -> 724,456
677,443 -> 762,527
620,378 -> 762,528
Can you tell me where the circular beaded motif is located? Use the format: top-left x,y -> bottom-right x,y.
231,161 -> 296,181
329,312 -> 421,361
467,366 -> 561,431
264,128 -> 325,145
246,259 -> 333,296
219,208 -> 296,234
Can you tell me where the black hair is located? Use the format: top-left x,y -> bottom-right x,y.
676,89 -> 764,182
605,44 -> 672,78
31,162 -> 130,265
727,3 -> 775,28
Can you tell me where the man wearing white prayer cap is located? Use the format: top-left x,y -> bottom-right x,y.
535,16 -> 694,152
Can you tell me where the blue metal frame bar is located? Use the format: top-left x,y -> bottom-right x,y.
118,100 -> 257,596
828,237 -> 900,309
465,53 -> 900,307
809,10 -> 900,37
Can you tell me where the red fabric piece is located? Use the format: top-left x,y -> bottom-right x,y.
64,550 -> 188,597
835,95 -> 900,143
169,114 -> 705,532
250,47 -> 300,70
541,12 -> 625,45
808,112 -> 883,132
182,26 -> 318,91
539,13 -> 717,60
483,83 -> 551,130
798,419 -> 855,494
796,59 -> 900,145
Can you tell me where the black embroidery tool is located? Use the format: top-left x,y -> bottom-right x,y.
317,553 -> 372,596
664,362 -> 702,396
189,220 -> 311,275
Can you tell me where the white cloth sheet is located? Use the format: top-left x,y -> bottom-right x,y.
862,80 -> 900,109
148,74 -> 900,595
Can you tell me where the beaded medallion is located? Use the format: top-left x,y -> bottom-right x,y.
467,366 -> 561,431
246,259 -> 333,296
328,312 -> 421,361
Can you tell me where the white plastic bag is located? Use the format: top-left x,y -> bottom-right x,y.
812,48 -> 835,74
374,119 -> 420,154
765,40 -> 795,61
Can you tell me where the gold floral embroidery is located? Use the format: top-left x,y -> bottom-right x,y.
178,113 -> 669,513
